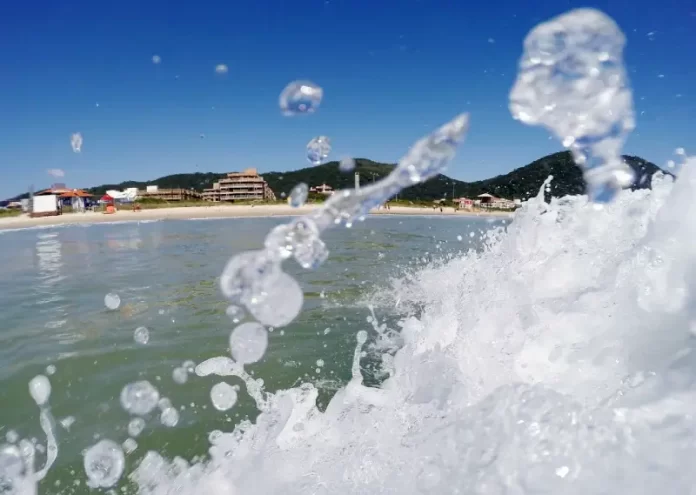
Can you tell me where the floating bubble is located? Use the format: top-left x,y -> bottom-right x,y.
120,381 -> 159,416
289,183 -> 309,208
5,431 -> 18,443
157,397 -> 172,410
509,8 -> 634,203
339,157 -> 356,172
316,359 -> 324,367
160,407 -> 179,427
104,293 -> 120,310
172,367 -> 188,385
133,327 -> 149,345
70,132 -> 83,153
152,55 -> 161,64
28,375 -> 50,407
279,80 -> 323,116
127,418 -> 145,438
83,439 -> 124,488
306,136 -> 331,165
215,64 -> 228,74
229,322 -> 269,364
45,365 -> 56,376
210,382 -> 238,411
182,360 -> 196,373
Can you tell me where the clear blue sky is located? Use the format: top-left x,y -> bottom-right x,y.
0,0 -> 694,199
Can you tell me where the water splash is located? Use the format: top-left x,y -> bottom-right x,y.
509,8 -> 635,202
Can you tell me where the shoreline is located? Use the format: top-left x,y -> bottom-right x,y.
0,204 -> 513,232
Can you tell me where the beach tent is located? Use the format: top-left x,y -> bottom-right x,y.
100,194 -> 114,203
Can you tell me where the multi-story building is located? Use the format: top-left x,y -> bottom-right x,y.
202,168 -> 276,202
137,187 -> 202,201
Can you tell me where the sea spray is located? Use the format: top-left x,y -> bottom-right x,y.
510,8 -> 636,203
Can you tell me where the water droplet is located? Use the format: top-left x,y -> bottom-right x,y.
356,330 -> 368,344
5,431 -> 18,443
104,293 -> 120,311
45,365 -> 56,376
457,235 -> 463,241
152,55 -> 161,64
83,439 -> 125,488
28,375 -> 51,407
225,305 -> 245,323
133,327 -> 149,345
120,381 -> 159,416
229,322 -> 269,364
675,147 -> 686,156
60,416 -> 75,431
210,382 -> 238,411
122,438 -> 137,454
127,418 -> 145,438
182,360 -> 196,372
70,132 -> 83,153
157,397 -> 172,410
279,80 -> 323,116
306,136 -> 332,165
214,64 -> 228,74
339,157 -> 356,172
289,183 -> 309,208
245,271 -> 304,327
172,367 -> 188,384
316,359 -> 324,367
160,407 -> 179,427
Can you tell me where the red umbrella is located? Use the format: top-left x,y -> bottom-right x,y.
100,194 -> 114,202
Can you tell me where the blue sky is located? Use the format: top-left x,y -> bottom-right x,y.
0,0 -> 694,199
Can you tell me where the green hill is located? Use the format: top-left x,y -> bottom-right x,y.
9,152 -> 667,203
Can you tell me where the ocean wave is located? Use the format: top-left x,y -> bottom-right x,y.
127,159 -> 696,494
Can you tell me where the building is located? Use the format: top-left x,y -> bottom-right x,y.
310,183 -> 334,195
137,187 -> 202,201
202,168 -> 276,202
35,186 -> 94,208
476,193 -> 517,210
457,197 -> 474,209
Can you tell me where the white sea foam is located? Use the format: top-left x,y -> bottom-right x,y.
132,158 -> 696,494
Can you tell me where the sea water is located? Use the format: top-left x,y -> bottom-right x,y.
2,7 -> 696,494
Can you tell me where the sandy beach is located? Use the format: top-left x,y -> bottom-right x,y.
0,204 -> 512,231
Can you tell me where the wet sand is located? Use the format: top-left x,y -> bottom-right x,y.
0,204 -> 512,231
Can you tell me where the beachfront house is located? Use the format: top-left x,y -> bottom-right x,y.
202,168 -> 276,202
457,197 -> 474,210
310,184 -> 334,195
476,193 -> 517,210
35,186 -> 95,211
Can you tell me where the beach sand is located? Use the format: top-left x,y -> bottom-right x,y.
0,204 -> 512,231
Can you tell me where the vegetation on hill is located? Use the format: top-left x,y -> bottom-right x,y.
9,152 -> 667,203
